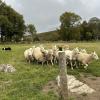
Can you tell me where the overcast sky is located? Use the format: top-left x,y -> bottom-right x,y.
4,0 -> 100,32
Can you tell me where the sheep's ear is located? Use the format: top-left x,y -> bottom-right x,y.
94,51 -> 96,54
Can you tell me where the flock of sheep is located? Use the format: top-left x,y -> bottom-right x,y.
24,45 -> 99,69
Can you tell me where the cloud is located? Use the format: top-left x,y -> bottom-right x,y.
56,0 -> 66,5
5,0 -> 100,32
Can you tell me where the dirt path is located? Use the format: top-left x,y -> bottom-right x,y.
43,75 -> 100,100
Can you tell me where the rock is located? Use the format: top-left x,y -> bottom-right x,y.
56,75 -> 95,94
70,84 -> 95,94
0,64 -> 16,73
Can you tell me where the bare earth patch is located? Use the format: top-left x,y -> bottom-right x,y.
42,75 -> 100,100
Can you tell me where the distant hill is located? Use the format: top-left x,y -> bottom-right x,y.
37,30 -> 60,41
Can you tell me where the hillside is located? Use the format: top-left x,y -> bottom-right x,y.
38,30 -> 60,41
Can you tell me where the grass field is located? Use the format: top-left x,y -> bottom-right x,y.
0,42 -> 100,100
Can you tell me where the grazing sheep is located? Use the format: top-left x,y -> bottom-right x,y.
76,51 -> 99,69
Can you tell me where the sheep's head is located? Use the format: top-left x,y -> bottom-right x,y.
92,51 -> 99,60
73,47 -> 79,54
52,45 -> 58,51
40,45 -> 45,52
80,49 -> 87,53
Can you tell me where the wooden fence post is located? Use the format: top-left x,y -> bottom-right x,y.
58,51 -> 68,100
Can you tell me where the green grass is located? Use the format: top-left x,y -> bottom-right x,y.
0,42 -> 100,100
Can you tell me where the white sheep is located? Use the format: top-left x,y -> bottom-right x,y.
44,49 -> 54,66
31,45 -> 54,66
32,46 -> 46,65
52,45 -> 59,64
24,48 -> 34,63
24,45 -> 36,63
76,51 -> 99,69
65,47 -> 79,69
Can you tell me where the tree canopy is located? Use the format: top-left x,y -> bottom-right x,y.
27,24 -> 39,41
0,0 -> 25,42
59,12 -> 81,41
59,12 -> 100,41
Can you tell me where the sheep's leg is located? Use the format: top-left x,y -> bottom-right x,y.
26,58 -> 29,63
47,61 -> 49,66
84,64 -> 88,69
66,60 -> 69,66
66,62 -> 68,66
76,65 -> 78,69
78,62 -> 81,67
4,68 -> 8,72
70,61 -> 73,70
55,58 -> 58,64
54,57 -> 57,64
75,61 -> 78,68
28,60 -> 30,64
73,60 -> 77,67
29,60 -> 31,64
54,58 -> 56,64
42,62 -> 44,66
37,61 -> 38,64
51,60 -> 54,66
54,58 -> 57,64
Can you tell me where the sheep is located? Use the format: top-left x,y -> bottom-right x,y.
52,45 -> 59,64
76,51 -> 99,69
31,45 -> 54,66
39,45 -> 45,52
52,45 -> 69,64
24,45 -> 36,63
43,49 -> 54,66
24,48 -> 34,63
32,46 -> 46,65
65,47 -> 79,69
35,45 -> 56,66
52,45 -> 58,50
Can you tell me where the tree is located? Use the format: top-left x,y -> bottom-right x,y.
0,15 -> 13,42
88,17 -> 100,40
85,32 -> 92,40
59,12 -> 82,41
80,21 -> 89,40
27,24 -> 39,41
0,0 -> 25,42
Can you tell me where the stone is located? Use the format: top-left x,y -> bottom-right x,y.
57,75 -> 95,94
0,64 -> 16,73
